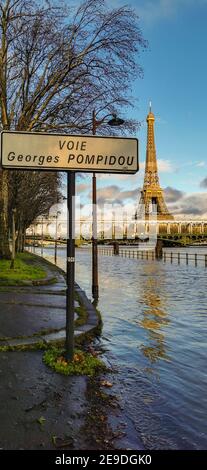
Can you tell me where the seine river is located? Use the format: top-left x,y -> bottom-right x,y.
35,245 -> 207,449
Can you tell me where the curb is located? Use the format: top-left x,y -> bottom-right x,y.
0,254 -> 101,351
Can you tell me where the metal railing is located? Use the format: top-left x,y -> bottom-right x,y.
98,248 -> 207,267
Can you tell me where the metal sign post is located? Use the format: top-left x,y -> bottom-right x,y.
65,171 -> 75,360
92,173 -> 98,301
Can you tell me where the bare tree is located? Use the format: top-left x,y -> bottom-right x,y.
8,171 -> 62,252
0,0 -> 147,258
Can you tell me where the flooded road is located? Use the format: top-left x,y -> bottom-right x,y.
35,245 -> 207,449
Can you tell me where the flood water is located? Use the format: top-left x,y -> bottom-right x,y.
35,245 -> 207,449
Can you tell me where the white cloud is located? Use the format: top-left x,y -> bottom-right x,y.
164,186 -> 184,203
157,159 -> 174,172
112,0 -> 207,27
168,191 -> 207,219
200,177 -> 207,188
139,158 -> 173,173
88,184 -> 139,206
195,161 -> 206,167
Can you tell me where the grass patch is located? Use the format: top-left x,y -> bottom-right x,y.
0,253 -> 46,285
43,347 -> 106,376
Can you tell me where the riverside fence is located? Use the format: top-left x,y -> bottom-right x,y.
98,247 -> 207,268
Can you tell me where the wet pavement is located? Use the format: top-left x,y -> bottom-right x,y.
0,350 -> 88,450
0,259 -> 91,449
0,258 -> 69,339
0,290 -> 80,338
0,255 -> 132,450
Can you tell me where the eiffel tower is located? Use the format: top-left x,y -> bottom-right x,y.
136,104 -> 174,221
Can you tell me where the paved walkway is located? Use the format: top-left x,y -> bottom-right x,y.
0,256 -> 99,349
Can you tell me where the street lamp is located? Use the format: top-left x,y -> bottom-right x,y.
92,110 -> 124,301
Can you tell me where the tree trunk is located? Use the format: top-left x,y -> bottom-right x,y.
19,227 -> 24,253
0,170 -> 11,259
22,229 -> 26,252
16,230 -> 21,253
16,222 -> 25,253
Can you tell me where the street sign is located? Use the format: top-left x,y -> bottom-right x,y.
1,131 -> 138,174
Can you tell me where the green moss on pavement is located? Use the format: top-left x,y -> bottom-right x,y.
43,347 -> 106,376
74,305 -> 88,327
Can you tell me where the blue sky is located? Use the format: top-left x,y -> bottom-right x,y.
134,0 -> 207,192
72,0 -> 207,219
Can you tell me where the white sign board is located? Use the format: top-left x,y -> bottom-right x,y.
1,131 -> 138,174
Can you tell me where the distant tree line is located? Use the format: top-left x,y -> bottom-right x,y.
0,0 -> 147,258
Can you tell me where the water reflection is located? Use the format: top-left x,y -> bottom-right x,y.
138,265 -> 170,364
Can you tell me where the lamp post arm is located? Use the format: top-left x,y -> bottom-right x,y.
92,109 -> 117,134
